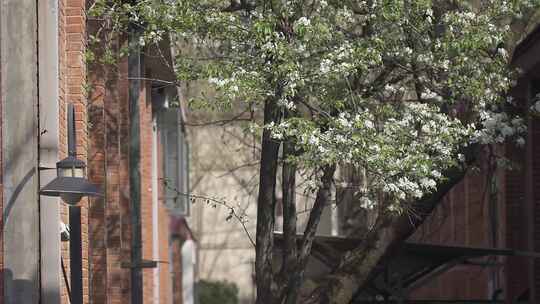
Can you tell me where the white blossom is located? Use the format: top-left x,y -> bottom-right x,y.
295,17 -> 311,27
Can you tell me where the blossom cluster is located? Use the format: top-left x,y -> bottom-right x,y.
268,102 -> 473,209
472,111 -> 526,147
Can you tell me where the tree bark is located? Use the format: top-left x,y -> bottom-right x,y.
255,98 -> 281,304
279,140 -> 298,304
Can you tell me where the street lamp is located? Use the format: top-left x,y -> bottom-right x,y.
39,112 -> 102,204
39,102 -> 102,304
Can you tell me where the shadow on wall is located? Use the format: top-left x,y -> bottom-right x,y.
2,167 -> 36,229
1,268 -> 39,303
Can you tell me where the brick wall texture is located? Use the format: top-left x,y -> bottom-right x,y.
411,170 -> 492,300
87,58 -> 179,304
88,46 -> 132,303
86,15 -> 179,304
60,1 -> 91,303
61,0 -> 181,303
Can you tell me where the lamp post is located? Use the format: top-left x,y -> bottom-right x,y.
39,103 -> 102,304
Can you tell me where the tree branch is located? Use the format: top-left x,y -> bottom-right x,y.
163,181 -> 256,247
282,165 -> 336,304
305,146 -> 478,304
184,108 -> 254,127
298,165 -> 336,267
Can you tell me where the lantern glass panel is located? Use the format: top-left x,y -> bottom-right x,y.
58,167 -> 85,178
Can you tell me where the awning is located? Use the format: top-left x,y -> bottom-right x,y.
274,233 -> 537,303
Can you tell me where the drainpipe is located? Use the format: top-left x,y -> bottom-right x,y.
488,163 -> 500,296
152,116 -> 160,303
128,22 -> 144,304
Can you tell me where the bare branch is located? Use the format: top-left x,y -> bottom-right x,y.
126,76 -> 178,86
185,117 -> 252,127
216,161 -> 261,178
163,181 -> 256,247
192,193 -> 256,247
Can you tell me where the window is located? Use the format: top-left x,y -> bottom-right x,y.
160,108 -> 189,215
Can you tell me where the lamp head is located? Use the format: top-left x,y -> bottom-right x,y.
40,155 -> 102,205
40,176 -> 102,205
39,103 -> 103,205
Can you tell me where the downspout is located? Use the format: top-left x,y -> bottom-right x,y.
169,32 -> 195,302
128,23 -> 144,304
168,236 -> 175,304
488,158 -> 500,299
152,116 -> 160,303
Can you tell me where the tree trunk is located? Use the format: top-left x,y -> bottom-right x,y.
304,165 -> 468,304
255,98 -> 281,304
280,140 -> 298,304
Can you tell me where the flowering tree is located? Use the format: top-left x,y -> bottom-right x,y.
90,0 -> 538,303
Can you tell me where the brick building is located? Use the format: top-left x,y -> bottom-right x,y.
402,24 -> 540,303
0,1 -> 193,304
331,23 -> 540,304
86,27 -> 194,303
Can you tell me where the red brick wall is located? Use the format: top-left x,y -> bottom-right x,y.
141,79 -> 154,304
157,128 -> 173,304
88,55 -> 133,304
410,74 -> 540,302
59,0 -> 91,303
138,77 -> 179,304
504,80 -> 530,302
86,7 -> 110,302
118,58 -> 133,302
410,169 -> 493,300
2,2 -> 179,304
87,61 -> 108,304
69,0 -> 90,301
87,44 -> 174,304
86,20 -> 183,304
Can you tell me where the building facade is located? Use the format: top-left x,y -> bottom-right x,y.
408,24 -> 540,303
0,1 -> 193,303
